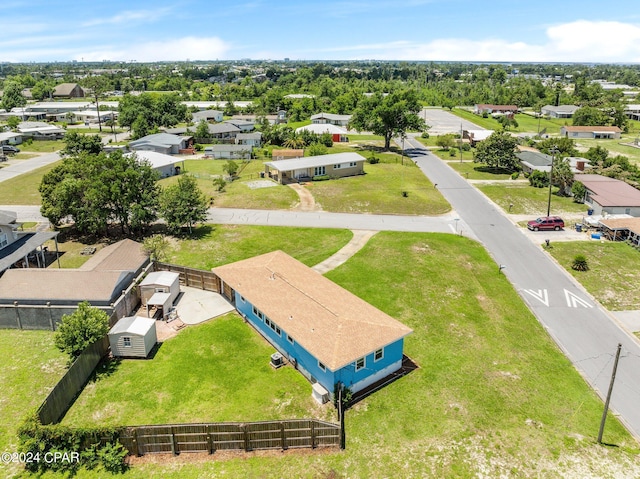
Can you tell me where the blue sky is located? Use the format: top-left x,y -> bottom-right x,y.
2,0 -> 640,63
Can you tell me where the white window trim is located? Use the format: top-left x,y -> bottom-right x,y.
355,357 -> 365,371
287,334 -> 294,344
318,361 -> 326,372
123,337 -> 131,347
374,348 -> 384,362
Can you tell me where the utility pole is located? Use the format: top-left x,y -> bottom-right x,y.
598,343 -> 622,444
338,383 -> 346,449
546,146 -> 559,217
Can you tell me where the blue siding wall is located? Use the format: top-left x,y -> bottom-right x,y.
335,338 -> 404,391
234,292 -> 335,392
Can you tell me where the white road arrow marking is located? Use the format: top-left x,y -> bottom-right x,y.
523,289 -> 549,306
564,289 -> 593,308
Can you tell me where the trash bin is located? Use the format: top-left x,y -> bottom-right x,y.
575,223 -> 582,232
587,209 -> 594,216
260,172 -> 265,178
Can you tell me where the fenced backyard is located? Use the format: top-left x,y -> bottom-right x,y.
120,419 -> 340,456
154,261 -> 221,292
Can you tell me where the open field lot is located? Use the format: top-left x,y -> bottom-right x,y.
19,140 -> 64,153
0,160 -> 60,204
574,138 -> 640,166
547,241 -> 640,311
21,232 -> 640,478
0,331 -> 67,478
450,109 -> 567,135
166,224 -> 353,270
477,183 -> 590,216
444,159 -> 513,180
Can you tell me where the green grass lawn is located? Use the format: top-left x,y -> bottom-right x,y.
53,232 -> 638,478
574,137 -> 640,166
478,184 -> 590,215
306,160 -> 450,215
445,159 -> 514,180
0,160 -> 60,204
0,331 -> 66,478
19,140 -> 64,153
547,241 -> 640,310
62,314 -> 325,427
450,109 -> 567,135
166,225 -> 353,270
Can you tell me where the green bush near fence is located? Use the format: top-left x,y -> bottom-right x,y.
18,414 -> 127,474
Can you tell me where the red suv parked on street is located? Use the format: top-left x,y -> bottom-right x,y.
527,216 -> 565,231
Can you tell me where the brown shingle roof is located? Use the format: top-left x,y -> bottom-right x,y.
79,239 -> 147,272
213,251 -> 412,371
599,217 -> 640,235
577,174 -> 640,207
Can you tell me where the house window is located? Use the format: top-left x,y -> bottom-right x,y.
318,361 -> 326,372
240,295 -> 246,303
265,317 -> 281,336
314,166 -> 326,176
349,162 -> 357,167
374,348 -> 384,362
355,357 -> 365,371
0,233 -> 7,249
333,163 -> 341,169
252,306 -> 263,320
287,334 -> 294,344
123,337 -> 131,347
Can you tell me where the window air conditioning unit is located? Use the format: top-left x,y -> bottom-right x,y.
270,352 -> 283,368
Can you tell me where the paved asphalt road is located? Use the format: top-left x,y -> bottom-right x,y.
421,108 -> 485,135
0,152 -> 60,183
403,136 -> 640,440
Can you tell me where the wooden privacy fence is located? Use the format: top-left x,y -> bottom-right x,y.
119,419 -> 340,456
154,262 -> 220,292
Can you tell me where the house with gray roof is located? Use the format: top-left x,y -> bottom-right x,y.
264,152 -> 365,184
204,144 -> 252,159
224,119 -> 255,132
192,109 -> 223,123
236,132 -> 262,147
129,133 -> 193,155
126,150 -> 184,178
311,112 -> 352,127
17,122 -> 65,140
541,105 -> 580,118
516,150 -> 552,174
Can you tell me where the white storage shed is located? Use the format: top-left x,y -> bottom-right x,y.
109,316 -> 157,358
140,271 -> 181,319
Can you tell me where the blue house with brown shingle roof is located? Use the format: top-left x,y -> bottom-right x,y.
213,251 -> 413,401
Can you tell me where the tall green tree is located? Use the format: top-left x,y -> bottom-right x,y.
83,76 -> 111,132
54,301 -> 109,360
159,175 -> 208,234
1,80 -> 26,111
572,106 -> 608,126
474,131 -> 519,171
62,131 -> 103,156
551,157 -> 574,196
349,91 -> 425,150
39,151 -> 159,236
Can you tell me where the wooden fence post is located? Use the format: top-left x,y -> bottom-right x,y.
280,422 -> 287,450
310,421 -> 315,449
207,430 -> 214,455
243,424 -> 250,452
14,301 -> 22,329
171,427 -> 179,455
131,428 -> 140,457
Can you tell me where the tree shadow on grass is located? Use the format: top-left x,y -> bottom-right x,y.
472,166 -> 513,175
90,356 -> 122,383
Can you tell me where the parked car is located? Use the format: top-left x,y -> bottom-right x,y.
1,145 -> 20,154
527,216 -> 565,231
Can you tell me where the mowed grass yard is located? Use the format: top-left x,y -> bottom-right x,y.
547,241 -> 640,310
0,160 -> 60,204
62,314 -> 328,427
53,232 -> 639,478
478,183 -> 590,216
0,331 -> 67,478
450,108 -> 567,135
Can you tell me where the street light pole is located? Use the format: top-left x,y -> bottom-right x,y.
546,146 -> 559,217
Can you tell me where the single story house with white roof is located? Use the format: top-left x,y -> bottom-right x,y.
192,109 -> 223,123
127,150 -> 184,178
560,126 -> 622,139
109,316 -> 157,358
235,132 -> 262,147
213,251 -> 413,399
541,105 -> 580,118
463,129 -> 493,146
264,152 -> 365,184
17,122 -> 66,140
0,132 -> 23,145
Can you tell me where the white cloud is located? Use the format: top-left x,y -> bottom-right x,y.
77,37 -> 231,62
82,8 -> 173,27
298,20 -> 640,62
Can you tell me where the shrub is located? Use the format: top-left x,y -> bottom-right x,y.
312,175 -> 330,181
572,255 -> 589,271
449,148 -> 458,157
461,143 -> 471,151
572,181 -> 586,203
54,302 -> 109,360
421,132 -> 430,139
367,156 -> 379,164
511,171 -> 520,180
529,170 -> 549,188
98,442 -> 129,474
212,177 -> 227,192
